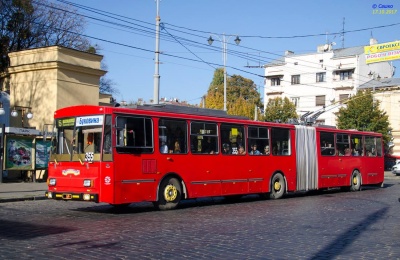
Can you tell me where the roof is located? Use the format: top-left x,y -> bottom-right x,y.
358,78 -> 400,90
264,45 -> 366,67
264,56 -> 285,67
332,46 -> 364,58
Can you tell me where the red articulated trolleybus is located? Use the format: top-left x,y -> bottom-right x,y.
45,104 -> 384,210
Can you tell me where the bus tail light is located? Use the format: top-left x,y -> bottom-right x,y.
48,178 -> 56,186
83,179 -> 93,187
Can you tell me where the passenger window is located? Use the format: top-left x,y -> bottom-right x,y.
320,132 -> 335,156
158,119 -> 187,154
271,127 -> 290,155
351,135 -> 363,156
376,137 -> 382,156
190,122 -> 218,154
336,133 -> 350,156
248,126 -> 269,155
102,115 -> 112,161
115,116 -> 153,153
365,136 -> 377,157
220,124 -> 245,155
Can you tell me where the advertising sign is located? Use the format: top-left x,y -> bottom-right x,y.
36,140 -> 51,169
365,40 -> 400,64
4,136 -> 35,170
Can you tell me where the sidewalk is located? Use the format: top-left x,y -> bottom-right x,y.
0,181 -> 48,203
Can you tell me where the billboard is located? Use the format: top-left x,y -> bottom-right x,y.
36,140 -> 51,169
4,136 -> 35,170
365,40 -> 400,64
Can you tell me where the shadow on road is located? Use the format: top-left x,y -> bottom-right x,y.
0,219 -> 75,239
310,207 -> 389,260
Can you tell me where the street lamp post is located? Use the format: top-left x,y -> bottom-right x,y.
11,105 -> 33,128
208,34 -> 241,111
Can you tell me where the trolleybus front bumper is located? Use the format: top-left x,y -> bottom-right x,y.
45,191 -> 99,202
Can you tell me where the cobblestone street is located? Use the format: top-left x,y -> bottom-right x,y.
1,173 -> 400,259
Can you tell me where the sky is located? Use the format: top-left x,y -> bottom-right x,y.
48,0 -> 400,105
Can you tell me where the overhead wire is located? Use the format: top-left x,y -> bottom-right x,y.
40,0 -> 399,105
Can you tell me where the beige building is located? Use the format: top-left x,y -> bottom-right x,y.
0,46 -> 108,181
1,46 -> 107,130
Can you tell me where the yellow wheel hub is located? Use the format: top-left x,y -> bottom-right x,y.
353,176 -> 358,185
274,181 -> 281,191
164,184 -> 177,202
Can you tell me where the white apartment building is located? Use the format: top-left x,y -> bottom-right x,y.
264,38 -> 395,126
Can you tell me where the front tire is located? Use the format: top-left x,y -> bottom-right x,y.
155,177 -> 182,210
270,173 -> 285,199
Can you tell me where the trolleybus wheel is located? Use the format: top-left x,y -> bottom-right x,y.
349,170 -> 361,191
156,177 -> 182,210
270,173 -> 285,199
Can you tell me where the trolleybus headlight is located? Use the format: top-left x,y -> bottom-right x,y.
47,192 -> 53,198
83,179 -> 93,187
49,178 -> 56,186
83,194 -> 91,201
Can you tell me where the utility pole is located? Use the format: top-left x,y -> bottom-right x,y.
153,0 -> 161,104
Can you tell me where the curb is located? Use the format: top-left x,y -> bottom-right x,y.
0,196 -> 47,203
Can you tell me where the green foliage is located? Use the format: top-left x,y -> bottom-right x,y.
264,97 -> 298,122
204,68 -> 263,120
336,90 -> 391,144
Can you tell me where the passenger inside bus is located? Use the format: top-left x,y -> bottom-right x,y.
238,145 -> 246,155
264,145 -> 270,155
249,144 -> 261,155
173,140 -> 181,153
160,141 -> 168,153
272,144 -> 278,155
222,143 -> 231,154
344,148 -> 352,156
202,136 -> 215,154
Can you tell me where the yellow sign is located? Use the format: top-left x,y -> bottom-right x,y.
366,50 -> 400,64
364,40 -> 400,55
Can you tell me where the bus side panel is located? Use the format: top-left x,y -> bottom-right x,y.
363,156 -> 384,184
113,153 -> 158,204
99,162 -> 115,204
159,154 -> 222,199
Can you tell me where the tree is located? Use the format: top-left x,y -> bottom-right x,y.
1,0 -> 89,72
98,58 -> 119,95
264,97 -> 298,123
1,0 -> 118,95
336,90 -> 391,145
204,68 -> 263,120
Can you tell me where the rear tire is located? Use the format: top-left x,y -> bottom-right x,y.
349,170 -> 361,191
270,173 -> 285,199
155,177 -> 182,210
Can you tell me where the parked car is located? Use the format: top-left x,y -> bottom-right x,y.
392,161 -> 400,175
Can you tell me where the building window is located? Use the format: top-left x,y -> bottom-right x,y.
340,70 -> 353,80
291,97 -> 299,107
291,75 -> 300,85
316,95 -> 326,106
316,72 -> 326,82
270,77 -> 281,86
339,94 -> 349,103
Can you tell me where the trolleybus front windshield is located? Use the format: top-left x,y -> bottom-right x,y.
51,115 -> 105,162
